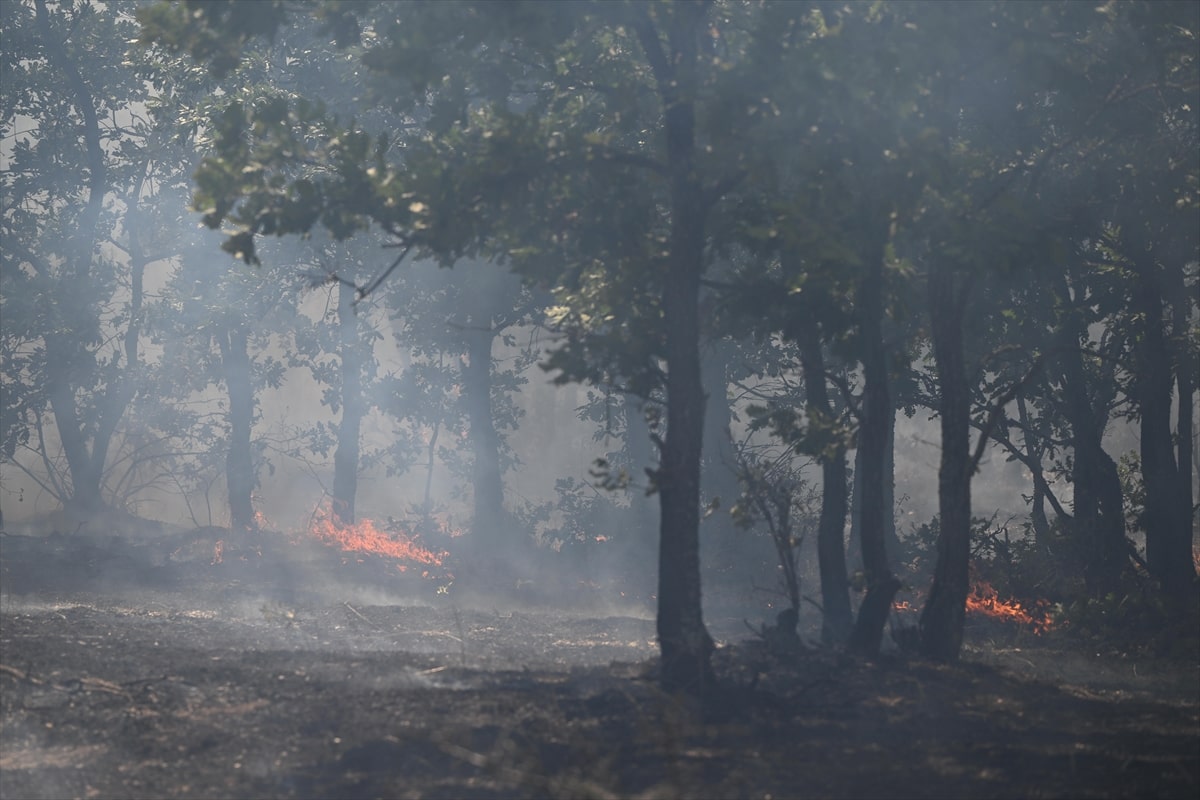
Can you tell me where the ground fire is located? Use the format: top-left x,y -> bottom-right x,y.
304,499 -> 447,572
965,577 -> 1055,634
892,575 -> 1055,634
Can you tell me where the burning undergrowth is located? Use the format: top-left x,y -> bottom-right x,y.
298,499 -> 452,581
890,566 -> 1057,637
0,504 -> 459,610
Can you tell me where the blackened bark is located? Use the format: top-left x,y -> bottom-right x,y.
332,280 -> 363,526
1134,255 -> 1194,598
1053,276 -> 1127,594
217,326 -> 255,532
47,370 -> 103,510
849,389 -> 898,571
918,266 -> 972,662
847,236 -> 900,657
463,325 -> 506,547
633,3 -> 715,694
795,311 -> 853,644
1167,263 -> 1196,583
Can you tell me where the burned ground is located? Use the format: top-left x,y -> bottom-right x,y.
1,528 -> 1197,800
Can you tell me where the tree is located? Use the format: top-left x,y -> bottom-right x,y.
140,0 -> 776,694
2,0 -> 203,514
284,234 -> 385,528
135,0 -> 1197,674
379,257 -> 540,563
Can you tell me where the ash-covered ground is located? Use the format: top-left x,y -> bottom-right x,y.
2,525 -> 1197,800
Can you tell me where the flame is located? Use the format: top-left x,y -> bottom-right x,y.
424,510 -> 466,538
306,499 -> 447,571
965,577 -> 1054,634
211,539 -> 224,565
891,576 -> 1054,634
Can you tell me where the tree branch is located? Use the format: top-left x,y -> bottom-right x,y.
968,354 -> 1049,475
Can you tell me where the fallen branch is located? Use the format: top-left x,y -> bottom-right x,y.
0,663 -> 43,684
343,601 -> 380,629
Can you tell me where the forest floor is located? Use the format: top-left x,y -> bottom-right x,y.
1,525 -> 1197,800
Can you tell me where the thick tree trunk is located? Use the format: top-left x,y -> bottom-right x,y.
918,267 -> 972,662
463,325 -> 506,547
47,368 -> 102,511
796,312 -> 853,644
1134,255 -> 1194,598
634,3 -> 715,694
332,279 -> 364,527
849,388 -> 898,571
847,236 -> 901,657
657,220 -> 715,692
218,326 -> 256,532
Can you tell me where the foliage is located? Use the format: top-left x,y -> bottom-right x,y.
0,0 -> 1192,684
730,439 -> 819,621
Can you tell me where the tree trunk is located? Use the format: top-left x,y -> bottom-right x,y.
1053,274 -> 1127,595
634,3 -> 715,694
217,325 -> 256,532
795,311 -> 853,644
332,279 -> 364,526
1016,392 -> 1051,544
849,383 -> 898,571
83,197 -> 148,511
463,324 -> 506,547
847,235 -> 901,657
1134,254 -> 1194,598
1167,261 -> 1196,585
36,0 -> 110,513
918,266 -> 972,662
46,364 -> 102,511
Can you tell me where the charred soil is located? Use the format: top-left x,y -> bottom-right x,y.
1,529 -> 1197,800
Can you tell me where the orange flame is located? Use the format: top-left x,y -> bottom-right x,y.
891,577 -> 1054,634
211,539 -> 224,565
307,500 -> 447,571
965,578 -> 1054,634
